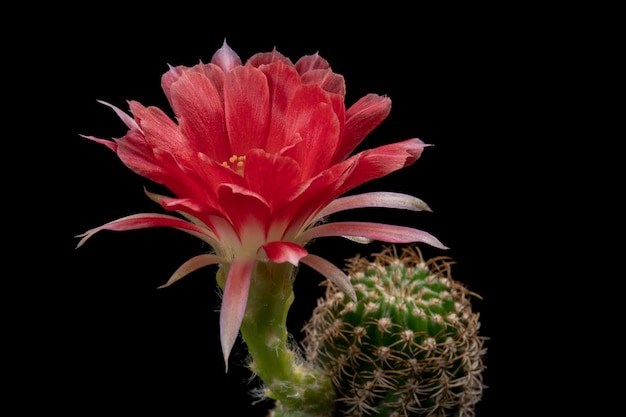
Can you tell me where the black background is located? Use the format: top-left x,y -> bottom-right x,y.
10,5 -> 577,416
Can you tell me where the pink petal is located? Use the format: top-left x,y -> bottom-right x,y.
261,241 -> 308,266
75,213 -> 217,248
315,191 -> 432,220
158,254 -> 224,289
96,100 -> 140,131
220,257 -> 256,372
300,254 -> 356,302
211,39 -> 242,72
300,221 -> 448,250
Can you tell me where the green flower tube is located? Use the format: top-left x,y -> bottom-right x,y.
217,262 -> 335,417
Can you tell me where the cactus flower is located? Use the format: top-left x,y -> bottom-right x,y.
76,40 -> 446,370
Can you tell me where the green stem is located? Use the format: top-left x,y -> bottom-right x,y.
218,261 -> 335,416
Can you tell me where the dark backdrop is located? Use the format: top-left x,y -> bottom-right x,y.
13,6 -> 546,416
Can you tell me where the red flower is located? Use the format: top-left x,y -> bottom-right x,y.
77,40 -> 446,365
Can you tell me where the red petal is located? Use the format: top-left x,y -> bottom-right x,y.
224,66 -> 271,155
335,93 -> 392,162
168,71 -> 231,163
217,183 -> 270,242
117,131 -> 220,214
332,138 -> 429,197
128,101 -> 191,162
244,149 -> 301,207
275,168 -> 347,239
261,241 -> 308,266
281,139 -> 426,236
161,64 -> 186,105
258,62 -> 302,154
115,128 -> 171,182
162,62 -> 227,109
220,257 -> 256,372
282,85 -> 341,178
148,194 -> 217,219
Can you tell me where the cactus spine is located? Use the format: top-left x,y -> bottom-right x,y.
301,245 -> 487,417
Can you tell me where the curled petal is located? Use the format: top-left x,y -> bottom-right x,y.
220,257 -> 256,372
301,221 -> 448,250
300,254 -> 356,302
315,191 -> 432,220
158,254 -> 224,289
261,241 -> 308,266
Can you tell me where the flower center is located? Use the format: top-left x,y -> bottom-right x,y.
221,154 -> 246,176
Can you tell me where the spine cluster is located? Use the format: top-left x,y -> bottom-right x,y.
302,245 -> 487,417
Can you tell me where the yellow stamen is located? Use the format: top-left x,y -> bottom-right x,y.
221,154 -> 246,176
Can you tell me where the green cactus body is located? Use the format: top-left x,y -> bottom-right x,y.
302,246 -> 487,417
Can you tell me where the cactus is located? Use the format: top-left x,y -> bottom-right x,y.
301,245 -> 487,417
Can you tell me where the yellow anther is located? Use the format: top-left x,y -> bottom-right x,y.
221,154 -> 246,176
